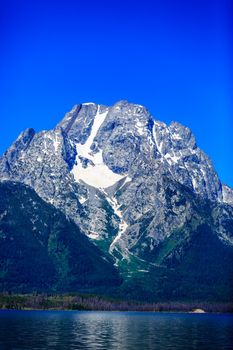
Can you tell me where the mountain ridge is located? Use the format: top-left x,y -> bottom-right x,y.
0,100 -> 233,301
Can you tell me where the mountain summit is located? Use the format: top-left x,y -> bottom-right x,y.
0,101 -> 233,300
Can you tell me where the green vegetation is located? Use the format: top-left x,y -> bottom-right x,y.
152,229 -> 185,265
118,224 -> 233,302
0,181 -> 233,304
0,181 -> 121,293
118,254 -> 151,280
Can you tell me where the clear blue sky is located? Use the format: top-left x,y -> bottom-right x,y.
1,0 -> 232,187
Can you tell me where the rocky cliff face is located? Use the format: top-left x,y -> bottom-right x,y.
0,101 -> 232,270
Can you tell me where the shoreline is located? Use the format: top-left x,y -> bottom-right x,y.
1,308 -> 233,314
0,308 -> 211,313
0,293 -> 232,314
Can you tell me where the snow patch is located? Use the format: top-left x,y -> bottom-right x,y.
116,176 -> 132,193
138,269 -> 149,273
53,134 -> 60,153
200,168 -> 206,179
71,106 -> 125,188
172,133 -> 182,140
164,153 -> 180,164
79,196 -> 86,204
124,176 -> 132,185
152,123 -> 163,153
101,189 -> 123,217
109,221 -> 128,254
192,176 -> 198,190
135,121 -> 145,135
87,231 -> 99,240
73,157 -> 124,188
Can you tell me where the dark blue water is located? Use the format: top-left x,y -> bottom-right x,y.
0,310 -> 232,350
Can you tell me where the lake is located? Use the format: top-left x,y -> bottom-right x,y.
0,310 -> 232,349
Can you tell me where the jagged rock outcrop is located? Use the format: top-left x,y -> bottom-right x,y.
222,184 -> 233,206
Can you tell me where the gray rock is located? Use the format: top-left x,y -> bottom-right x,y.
0,100 -> 232,266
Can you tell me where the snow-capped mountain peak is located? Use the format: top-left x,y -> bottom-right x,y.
0,100 -> 232,265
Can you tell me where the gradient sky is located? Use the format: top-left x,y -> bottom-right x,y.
0,0 -> 232,186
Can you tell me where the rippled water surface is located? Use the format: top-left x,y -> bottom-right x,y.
0,310 -> 233,349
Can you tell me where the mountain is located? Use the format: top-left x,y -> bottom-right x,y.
0,100 -> 233,301
0,181 -> 121,293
